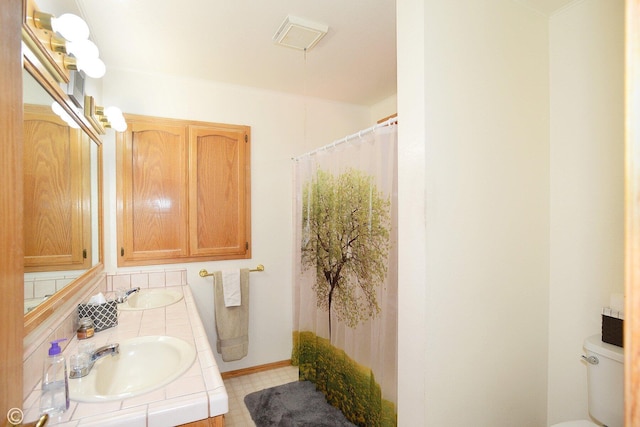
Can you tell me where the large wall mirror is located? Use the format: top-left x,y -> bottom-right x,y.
22,0 -> 104,336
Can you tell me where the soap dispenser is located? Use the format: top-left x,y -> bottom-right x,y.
40,338 -> 70,416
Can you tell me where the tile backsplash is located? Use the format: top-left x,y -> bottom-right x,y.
107,269 -> 187,292
23,268 -> 188,403
24,273 -> 81,300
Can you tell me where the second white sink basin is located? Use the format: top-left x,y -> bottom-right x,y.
69,335 -> 196,402
118,288 -> 183,310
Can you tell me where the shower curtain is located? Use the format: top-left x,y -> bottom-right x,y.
292,122 -> 398,427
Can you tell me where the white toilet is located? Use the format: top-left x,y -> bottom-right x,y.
552,334 -> 624,427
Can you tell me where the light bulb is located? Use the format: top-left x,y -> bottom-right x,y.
65,39 -> 99,60
111,119 -> 127,132
51,13 -> 89,42
51,101 -> 79,128
104,106 -> 122,117
64,117 -> 80,129
51,101 -> 65,116
75,57 -> 106,78
104,106 -> 124,126
104,106 -> 127,132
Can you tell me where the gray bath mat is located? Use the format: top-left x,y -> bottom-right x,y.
244,380 -> 356,426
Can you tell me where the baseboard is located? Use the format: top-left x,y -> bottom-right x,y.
221,359 -> 292,379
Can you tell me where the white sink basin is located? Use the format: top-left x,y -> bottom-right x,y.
117,288 -> 183,310
69,335 -> 196,402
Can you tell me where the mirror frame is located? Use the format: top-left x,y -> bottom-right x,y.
22,0 -> 104,337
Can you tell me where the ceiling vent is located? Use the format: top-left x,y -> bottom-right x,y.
273,15 -> 328,51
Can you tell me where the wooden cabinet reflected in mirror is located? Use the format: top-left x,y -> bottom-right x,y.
23,104 -> 91,273
22,64 -> 103,328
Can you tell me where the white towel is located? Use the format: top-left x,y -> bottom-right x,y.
213,269 -> 250,362
221,269 -> 241,307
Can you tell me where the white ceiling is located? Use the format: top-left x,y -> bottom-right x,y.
43,0 -> 577,107
75,0 -> 398,107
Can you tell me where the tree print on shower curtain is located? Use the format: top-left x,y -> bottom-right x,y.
293,122 -> 398,427
301,168 -> 391,338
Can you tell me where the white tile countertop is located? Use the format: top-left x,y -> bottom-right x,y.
22,285 -> 228,427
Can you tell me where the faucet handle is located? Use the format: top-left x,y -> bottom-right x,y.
33,415 -> 49,427
3,412 -> 48,427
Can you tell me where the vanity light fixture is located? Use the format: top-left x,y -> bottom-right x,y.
103,108 -> 127,132
28,6 -> 106,80
63,55 -> 106,79
49,36 -> 98,57
48,36 -> 105,78
84,96 -> 105,134
33,11 -> 90,42
86,98 -> 127,133
102,106 -> 127,132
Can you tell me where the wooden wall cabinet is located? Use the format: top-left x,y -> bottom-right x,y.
23,104 -> 91,272
117,115 -> 251,266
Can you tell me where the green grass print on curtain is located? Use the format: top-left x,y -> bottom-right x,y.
292,331 -> 397,427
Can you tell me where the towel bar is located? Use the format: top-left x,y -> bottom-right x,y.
199,264 -> 264,278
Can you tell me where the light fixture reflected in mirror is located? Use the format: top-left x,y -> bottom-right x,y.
84,95 -> 105,134
51,101 -> 80,129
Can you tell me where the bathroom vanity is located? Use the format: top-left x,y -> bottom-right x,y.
22,283 -> 228,426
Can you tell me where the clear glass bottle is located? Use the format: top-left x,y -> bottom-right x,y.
77,317 -> 95,340
40,339 -> 70,416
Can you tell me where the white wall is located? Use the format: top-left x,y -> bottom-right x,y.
398,0 -> 551,425
95,0 -> 624,422
547,0 -> 625,424
100,68 -> 372,371
396,0 -> 427,424
370,94 -> 397,123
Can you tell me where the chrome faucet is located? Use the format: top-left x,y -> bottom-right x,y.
69,343 -> 120,379
115,287 -> 140,303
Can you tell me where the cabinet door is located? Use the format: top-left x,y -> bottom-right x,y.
189,125 -> 250,257
23,106 -> 90,271
118,121 -> 188,264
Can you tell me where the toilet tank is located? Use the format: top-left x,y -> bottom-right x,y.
584,334 -> 624,427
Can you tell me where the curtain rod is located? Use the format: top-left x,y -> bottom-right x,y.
292,115 -> 398,161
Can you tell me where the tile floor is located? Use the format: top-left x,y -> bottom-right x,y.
223,365 -> 299,426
